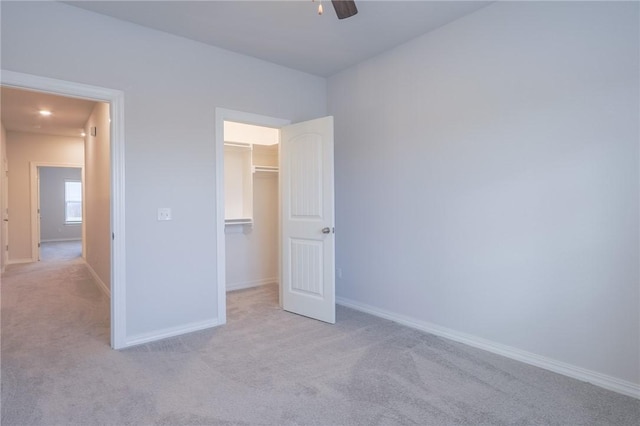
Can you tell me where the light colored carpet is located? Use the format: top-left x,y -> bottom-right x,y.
40,240 -> 83,262
2,242 -> 639,425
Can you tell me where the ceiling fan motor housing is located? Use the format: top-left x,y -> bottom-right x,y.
332,0 -> 358,20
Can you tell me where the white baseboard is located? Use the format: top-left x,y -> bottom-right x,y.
7,258 -> 34,265
227,277 -> 277,292
83,260 -> 110,297
124,318 -> 221,348
41,238 -> 82,243
336,296 -> 640,400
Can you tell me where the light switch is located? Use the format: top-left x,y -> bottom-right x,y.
157,208 -> 172,221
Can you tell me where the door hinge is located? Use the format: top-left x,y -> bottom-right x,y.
112,233 -> 115,240
38,242 -> 41,248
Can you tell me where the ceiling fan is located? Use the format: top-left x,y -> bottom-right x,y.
331,0 -> 358,19
315,0 -> 358,19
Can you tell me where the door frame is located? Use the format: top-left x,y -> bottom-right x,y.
1,70 -> 127,349
30,163 -> 84,261
214,108 -> 290,324
1,157 -> 7,272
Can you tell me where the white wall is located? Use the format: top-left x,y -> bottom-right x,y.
39,167 -> 82,242
84,102 -> 111,290
5,132 -> 84,262
328,1 -> 639,389
0,1 -> 326,339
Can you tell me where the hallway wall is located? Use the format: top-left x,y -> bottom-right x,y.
84,102 -> 111,290
6,131 -> 83,262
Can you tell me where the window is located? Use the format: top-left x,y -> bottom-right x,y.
65,180 -> 82,223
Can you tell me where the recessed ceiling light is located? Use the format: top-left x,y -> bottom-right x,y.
39,110 -> 52,116
81,132 -> 86,137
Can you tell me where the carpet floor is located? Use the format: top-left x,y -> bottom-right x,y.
1,242 -> 639,425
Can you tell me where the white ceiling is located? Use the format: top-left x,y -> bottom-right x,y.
0,87 -> 96,138
64,0 -> 492,77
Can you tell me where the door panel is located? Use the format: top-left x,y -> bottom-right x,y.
281,116 -> 335,324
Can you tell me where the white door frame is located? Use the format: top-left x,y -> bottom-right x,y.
30,162 -> 84,261
214,108 -> 290,324
1,157 -> 8,272
1,70 -> 127,349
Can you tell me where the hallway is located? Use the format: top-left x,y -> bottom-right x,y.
40,240 -> 83,262
1,241 -> 109,423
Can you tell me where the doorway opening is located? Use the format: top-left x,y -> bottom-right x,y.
222,120 -> 283,316
1,70 -> 126,349
36,165 -> 84,262
215,109 -> 290,324
3,85 -> 111,337
215,108 -> 336,325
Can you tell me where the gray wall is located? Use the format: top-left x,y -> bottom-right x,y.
39,166 -> 82,242
328,1 -> 639,386
1,1 -> 326,339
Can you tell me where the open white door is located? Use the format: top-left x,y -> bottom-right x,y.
281,116 -> 335,324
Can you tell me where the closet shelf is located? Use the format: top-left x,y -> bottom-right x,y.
224,142 -> 252,149
225,218 -> 253,226
253,165 -> 279,173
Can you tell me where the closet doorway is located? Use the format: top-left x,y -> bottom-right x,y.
223,120 -> 280,297
216,108 -> 336,325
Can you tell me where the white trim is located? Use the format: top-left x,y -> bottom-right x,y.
110,86 -> 127,350
84,259 -> 110,297
7,258 -> 34,265
214,108 -> 290,325
1,70 -> 127,350
125,318 -> 221,348
41,238 -> 82,243
336,296 -> 640,400
227,277 -> 278,292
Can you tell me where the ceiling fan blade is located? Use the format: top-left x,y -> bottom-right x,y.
331,0 -> 358,20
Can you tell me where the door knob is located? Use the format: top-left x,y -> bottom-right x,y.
322,227 -> 331,234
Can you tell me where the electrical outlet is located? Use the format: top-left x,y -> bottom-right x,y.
337,268 -> 343,279
157,208 -> 172,221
